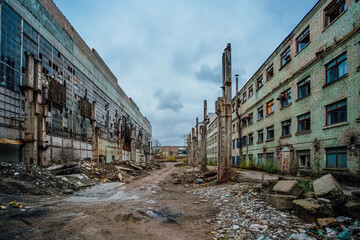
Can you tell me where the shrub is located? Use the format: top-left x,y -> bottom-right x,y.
208,160 -> 217,166
264,162 -> 277,174
167,155 -> 177,162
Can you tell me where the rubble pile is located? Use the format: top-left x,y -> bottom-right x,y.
0,162 -> 85,195
171,168 -> 217,185
193,183 -> 307,239
0,160 -> 162,196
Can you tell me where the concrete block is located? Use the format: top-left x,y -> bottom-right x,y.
52,136 -> 62,147
63,138 -> 72,148
73,141 -> 80,149
317,217 -> 337,227
313,174 -> 345,206
340,201 -> 360,219
293,198 -> 333,222
273,180 -> 304,197
266,194 -> 296,210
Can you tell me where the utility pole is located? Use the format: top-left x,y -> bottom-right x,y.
235,74 -> 242,165
215,43 -> 232,183
200,100 -> 208,172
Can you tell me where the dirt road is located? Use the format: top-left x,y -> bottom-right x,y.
0,163 -> 218,240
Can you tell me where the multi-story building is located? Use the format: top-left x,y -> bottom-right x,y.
160,146 -> 186,159
0,0 -> 152,164
232,0 -> 360,176
206,113 -> 218,163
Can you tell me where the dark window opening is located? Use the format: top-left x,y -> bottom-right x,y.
281,47 -> 291,67
297,77 -> 310,99
267,64 -> 274,80
324,0 -> 346,27
298,150 -> 310,168
249,85 -> 253,98
281,119 -> 291,136
326,53 -> 347,84
326,99 -> 347,125
326,147 -> 347,168
258,130 -> 263,142
297,112 -> 310,132
258,106 -> 264,119
296,27 -> 310,52
248,133 -> 253,145
279,88 -> 291,107
257,76 -> 264,89
267,126 -> 274,140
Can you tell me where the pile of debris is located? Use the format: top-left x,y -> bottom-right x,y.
193,183 -> 307,239
264,174 -> 360,239
0,160 -> 162,196
171,168 -> 217,185
0,162 -> 86,195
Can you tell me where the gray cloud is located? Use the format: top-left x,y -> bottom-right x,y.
154,89 -> 184,112
195,64 -> 222,83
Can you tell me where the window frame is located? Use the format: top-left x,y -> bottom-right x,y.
280,88 -> 292,108
258,129 -> 263,143
281,119 -> 292,137
242,91 -> 247,103
257,76 -> 264,90
266,64 -> 274,81
325,52 -> 347,84
297,112 -> 311,133
326,147 -> 347,168
296,26 -> 310,53
324,0 -> 346,28
248,133 -> 253,145
297,150 -> 310,168
325,99 -> 347,126
248,113 -> 253,125
297,76 -> 310,99
267,125 -> 274,140
248,85 -> 254,98
266,99 -> 274,115
281,46 -> 291,67
258,106 -> 264,120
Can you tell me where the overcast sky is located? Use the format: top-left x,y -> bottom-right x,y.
53,0 -> 318,146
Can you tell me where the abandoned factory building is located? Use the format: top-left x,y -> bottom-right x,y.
0,0 -> 152,164
232,0 -> 360,175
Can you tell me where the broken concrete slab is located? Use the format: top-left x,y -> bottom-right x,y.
272,180 -> 304,197
317,217 -> 337,227
313,174 -> 345,206
56,173 -> 95,190
341,201 -> 360,219
266,194 -> 296,210
293,198 -> 333,222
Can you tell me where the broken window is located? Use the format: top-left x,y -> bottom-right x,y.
324,0 -> 346,28
242,118 -> 247,128
281,119 -> 291,137
248,85 -> 253,98
266,153 -> 274,164
279,88 -> 291,108
266,64 -> 274,81
258,154 -> 263,165
326,147 -> 347,168
48,79 -> 66,109
267,126 -> 274,140
232,139 -> 236,149
297,77 -> 310,99
296,26 -> 310,52
326,52 -> 347,84
248,113 -> 253,125
248,133 -> 253,145
326,99 -> 347,125
297,150 -> 310,168
258,129 -> 263,143
266,99 -> 274,115
80,97 -> 92,119
257,76 -> 264,90
297,112 -> 310,132
242,92 -> 247,103
281,47 -> 291,67
258,106 -> 264,120
242,136 -> 247,146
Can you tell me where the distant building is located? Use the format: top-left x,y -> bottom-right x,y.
232,0 -> 360,176
161,146 -> 186,159
206,113 -> 218,163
